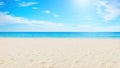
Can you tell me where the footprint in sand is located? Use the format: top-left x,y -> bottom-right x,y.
47,63 -> 57,68
96,62 -> 114,68
70,60 -> 82,68
39,61 -> 57,68
28,59 -> 34,63
0,60 -> 5,65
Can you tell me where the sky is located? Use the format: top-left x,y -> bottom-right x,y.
0,0 -> 120,32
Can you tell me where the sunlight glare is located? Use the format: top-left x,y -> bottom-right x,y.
72,0 -> 91,8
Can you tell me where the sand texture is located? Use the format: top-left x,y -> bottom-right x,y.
0,38 -> 120,68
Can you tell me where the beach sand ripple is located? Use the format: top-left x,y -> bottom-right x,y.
0,38 -> 120,68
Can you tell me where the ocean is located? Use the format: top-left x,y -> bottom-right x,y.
0,32 -> 120,38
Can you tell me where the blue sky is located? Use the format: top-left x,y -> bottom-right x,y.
0,0 -> 120,32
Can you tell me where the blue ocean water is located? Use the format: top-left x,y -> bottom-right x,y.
0,32 -> 120,38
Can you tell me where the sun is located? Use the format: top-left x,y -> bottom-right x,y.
71,0 -> 92,8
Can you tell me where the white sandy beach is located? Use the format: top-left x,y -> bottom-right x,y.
0,38 -> 120,68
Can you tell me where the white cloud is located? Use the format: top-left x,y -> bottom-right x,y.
0,12 -> 119,32
32,7 -> 38,10
0,12 -> 64,27
19,2 -> 38,7
76,24 -> 120,32
0,2 -> 4,5
53,14 -> 60,18
83,16 -> 93,21
44,10 -> 60,18
44,10 -> 51,14
96,0 -> 120,22
0,12 -> 28,24
96,25 -> 120,32
78,24 -> 92,28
